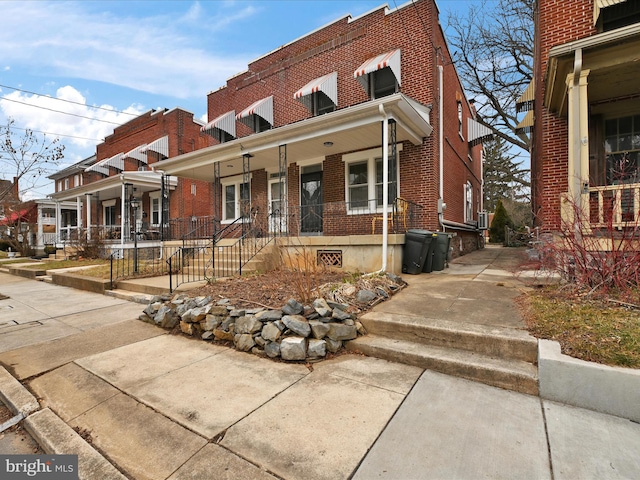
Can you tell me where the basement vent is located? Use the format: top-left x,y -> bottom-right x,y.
317,250 -> 342,268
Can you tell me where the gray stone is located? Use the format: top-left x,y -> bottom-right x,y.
201,314 -> 224,331
255,310 -> 283,322
254,335 -> 266,348
234,334 -> 255,352
150,295 -> 164,304
343,318 -> 355,326
181,305 -> 210,323
235,316 -> 262,334
213,328 -> 234,342
216,298 -> 230,305
274,320 -> 286,331
154,306 -> 177,328
221,317 -> 234,331
313,298 -> 332,317
143,302 -> 161,317
386,273 -> 402,284
325,338 -> 342,353
251,347 -> 265,356
327,323 -> 357,341
332,308 -> 351,321
195,296 -> 213,307
265,342 -> 280,358
261,322 -> 282,342
343,285 -> 357,296
307,339 -> 326,358
280,337 -> 307,361
209,305 -> 231,316
309,320 -> 330,339
356,289 -> 377,303
201,331 -> 214,341
282,315 -> 311,337
327,301 -> 349,311
282,299 -> 304,315
246,308 -> 263,315
229,309 -> 246,317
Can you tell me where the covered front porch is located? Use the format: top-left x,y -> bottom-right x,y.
543,23 -> 640,230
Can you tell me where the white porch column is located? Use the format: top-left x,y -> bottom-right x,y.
76,197 -> 82,236
37,204 -> 44,252
86,194 -> 92,240
120,183 -> 126,247
55,202 -> 61,243
566,66 -> 591,205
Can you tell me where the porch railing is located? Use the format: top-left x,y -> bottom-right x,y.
109,244 -> 181,289
589,183 -> 640,228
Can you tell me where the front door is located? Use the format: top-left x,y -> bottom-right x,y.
269,178 -> 286,234
300,170 -> 323,234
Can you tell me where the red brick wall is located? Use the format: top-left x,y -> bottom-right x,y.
204,0 -> 482,247
534,0 -> 597,231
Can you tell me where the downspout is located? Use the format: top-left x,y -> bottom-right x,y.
438,64 -> 445,231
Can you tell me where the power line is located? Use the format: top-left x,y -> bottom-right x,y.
3,124 -> 103,142
0,83 -> 138,117
0,96 -> 122,125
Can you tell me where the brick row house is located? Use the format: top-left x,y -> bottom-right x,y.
44,0 -> 491,279
524,0 -> 640,240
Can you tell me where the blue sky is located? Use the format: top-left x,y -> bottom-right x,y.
0,0 -> 479,199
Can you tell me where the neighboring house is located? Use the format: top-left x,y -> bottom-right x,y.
155,0 -> 491,273
525,0 -> 640,235
48,108 -> 213,246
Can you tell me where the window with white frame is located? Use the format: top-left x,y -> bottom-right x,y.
57,181 -> 62,192
464,181 -> 473,223
64,178 -> 69,190
103,199 -> 117,226
149,192 -> 161,226
222,177 -> 250,222
457,101 -> 463,138
344,146 -> 401,213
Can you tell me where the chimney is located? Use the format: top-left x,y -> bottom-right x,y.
12,177 -> 19,200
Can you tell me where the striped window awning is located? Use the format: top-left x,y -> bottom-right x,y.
594,0 -> 627,24
84,159 -> 109,175
354,49 -> 401,92
236,96 -> 273,129
516,111 -> 534,135
143,136 -> 169,157
201,110 -> 236,139
294,72 -> 338,112
468,119 -> 494,146
516,79 -> 535,113
124,144 -> 148,164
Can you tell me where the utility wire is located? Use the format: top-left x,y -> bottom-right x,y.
0,97 -> 122,125
3,124 -> 103,142
0,83 -> 138,117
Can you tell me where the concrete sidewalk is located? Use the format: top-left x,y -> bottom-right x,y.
1,248 -> 639,479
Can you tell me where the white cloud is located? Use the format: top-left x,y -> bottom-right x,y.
0,1 -> 255,99
0,86 -> 145,149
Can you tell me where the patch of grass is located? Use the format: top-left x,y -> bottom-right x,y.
519,286 -> 640,368
21,259 -> 109,270
0,258 -> 34,265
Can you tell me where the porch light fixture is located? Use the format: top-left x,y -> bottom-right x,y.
323,141 -> 333,147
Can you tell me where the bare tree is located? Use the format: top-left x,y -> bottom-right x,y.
447,0 -> 534,151
0,118 -> 65,201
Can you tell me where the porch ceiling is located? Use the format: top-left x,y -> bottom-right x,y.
49,171 -> 177,202
545,23 -> 640,115
155,93 -> 433,182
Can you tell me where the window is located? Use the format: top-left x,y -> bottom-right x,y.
464,181 -> 473,223
222,179 -> 250,221
57,181 -> 62,192
344,146 -> 401,213
601,2 -> 640,32
370,67 -> 398,99
604,114 -> 640,184
64,178 -> 69,190
252,115 -> 271,133
150,193 -> 161,226
458,101 -> 463,138
313,92 -> 335,116
104,205 -> 117,226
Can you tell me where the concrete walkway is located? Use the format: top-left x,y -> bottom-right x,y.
1,247 -> 639,479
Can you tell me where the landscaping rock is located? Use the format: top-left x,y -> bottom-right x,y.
356,289 -> 377,303
282,315 -> 311,337
280,337 -> 307,361
229,309 -> 246,317
234,334 -> 255,352
201,331 -> 214,341
282,299 -> 304,315
209,305 -> 231,316
235,315 -> 262,334
180,321 -> 196,336
213,328 -> 234,342
264,341 -> 280,358
201,314 -> 224,331
325,338 -> 342,353
307,339 -> 326,358
309,320 -> 330,339
255,310 -> 283,322
313,298 -> 332,317
261,322 -> 282,342
331,308 -> 351,321
327,323 -> 357,341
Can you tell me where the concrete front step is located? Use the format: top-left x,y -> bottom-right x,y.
357,312 -> 538,363
346,335 -> 539,395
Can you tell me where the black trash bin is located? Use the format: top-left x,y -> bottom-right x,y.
422,232 -> 439,273
431,232 -> 451,271
402,229 -> 435,274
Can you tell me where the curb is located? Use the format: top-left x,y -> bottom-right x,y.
1,366 -> 125,479
0,367 -> 39,416
25,409 -> 127,480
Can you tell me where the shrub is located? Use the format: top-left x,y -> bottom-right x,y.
489,199 -> 513,244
